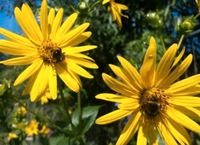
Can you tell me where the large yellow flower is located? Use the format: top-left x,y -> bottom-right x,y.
96,37 -> 200,145
0,0 -> 98,101
102,0 -> 128,28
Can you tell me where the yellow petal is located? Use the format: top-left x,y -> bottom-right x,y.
68,69 -> 82,88
109,64 -> 140,94
168,96 -> 200,107
102,73 -> 136,96
167,107 -> 200,133
0,56 -> 39,65
66,32 -> 92,46
67,57 -> 98,69
118,100 -> 140,110
48,66 -> 57,100
117,56 -> 143,90
48,8 -> 55,32
117,3 -> 128,10
62,45 -> 97,54
156,44 -> 178,84
50,8 -> 63,39
158,119 -> 178,145
14,8 -> 41,45
116,111 -> 141,145
137,125 -> 147,145
66,53 -> 94,61
14,59 -> 43,85
40,0 -> 48,40
164,117 -> 191,145
30,64 -> 49,101
140,36 -> 157,88
22,72 -> 38,95
21,4 -> 43,42
56,13 -> 78,38
172,47 -> 185,67
56,63 -> 80,92
95,93 -> 134,103
96,109 -> 131,125
67,61 -> 93,79
102,0 -> 111,5
56,23 -> 90,47
0,40 -> 37,55
0,28 -> 35,47
158,54 -> 192,88
166,74 -> 200,93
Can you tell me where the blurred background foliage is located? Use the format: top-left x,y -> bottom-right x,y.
0,0 -> 200,144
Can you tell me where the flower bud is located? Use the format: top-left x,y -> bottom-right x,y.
179,17 -> 196,34
146,12 -> 162,28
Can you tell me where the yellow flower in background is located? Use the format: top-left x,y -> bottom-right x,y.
102,0 -> 128,28
96,36 -> 200,145
16,106 -> 27,116
0,0 -> 98,102
25,120 -> 39,136
7,132 -> 18,141
39,125 -> 51,135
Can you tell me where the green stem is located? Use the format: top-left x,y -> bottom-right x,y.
77,91 -> 82,126
88,0 -> 100,13
177,34 -> 185,50
58,79 -> 74,127
194,12 -> 200,19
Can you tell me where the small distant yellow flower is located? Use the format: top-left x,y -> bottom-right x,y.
102,0 -> 128,28
96,36 -> 200,145
25,120 -> 39,136
0,0 -> 98,102
17,106 -> 27,116
7,133 -> 18,141
39,125 -> 51,135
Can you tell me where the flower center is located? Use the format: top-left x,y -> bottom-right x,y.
140,88 -> 168,118
38,40 -> 64,64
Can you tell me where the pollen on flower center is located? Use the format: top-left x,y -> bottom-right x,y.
38,40 -> 64,64
140,88 -> 168,118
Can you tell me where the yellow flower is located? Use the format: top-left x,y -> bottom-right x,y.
7,133 -> 18,141
102,0 -> 128,28
39,125 -> 51,135
96,36 -> 200,145
16,106 -> 27,116
0,0 -> 98,102
25,120 -> 39,136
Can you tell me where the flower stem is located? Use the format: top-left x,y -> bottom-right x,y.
177,34 -> 185,50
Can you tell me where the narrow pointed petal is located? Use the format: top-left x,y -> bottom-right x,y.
164,117 -> 191,145
172,48 -> 185,67
62,45 -> 97,54
96,110 -> 131,125
140,37 -> 157,88
0,56 -> 39,65
158,120 -> 178,145
118,101 -> 140,110
14,8 -> 41,45
102,73 -> 136,96
56,23 -> 90,47
137,125 -> 147,145
158,54 -> 192,88
95,93 -> 132,103
40,0 -> 48,40
66,32 -> 92,46
56,63 -> 80,92
156,44 -> 178,84
0,28 -> 35,47
166,74 -> 200,93
117,56 -> 143,90
102,0 -> 111,5
21,4 -> 43,42
0,40 -> 37,55
174,106 -> 200,120
168,96 -> 200,107
116,112 -> 141,145
48,66 -> 57,100
30,64 -> 49,101
67,61 -> 93,79
167,107 -> 200,133
56,13 -> 78,38
14,59 -> 43,86
48,8 -> 55,32
50,8 -> 63,39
